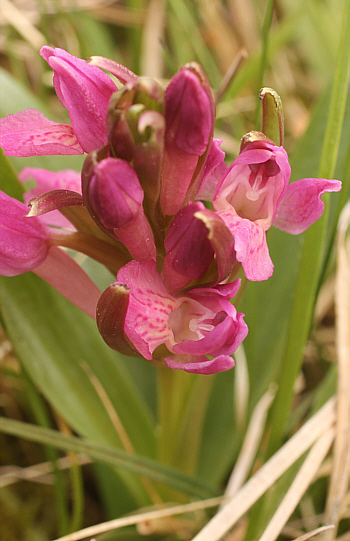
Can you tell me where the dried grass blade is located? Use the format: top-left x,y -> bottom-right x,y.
140,0 -> 165,77
191,398 -> 336,541
323,202 -> 350,539
224,385 -> 276,500
52,497 -> 224,541
291,525 -> 335,541
258,427 -> 335,541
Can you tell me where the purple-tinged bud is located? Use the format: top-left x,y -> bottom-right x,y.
163,202 -> 239,293
82,153 -> 156,261
88,158 -> 144,230
160,63 -> 215,216
163,202 -> 214,293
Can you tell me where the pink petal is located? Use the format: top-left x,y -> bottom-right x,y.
0,109 -> 83,156
117,260 -> 175,359
88,56 -> 138,84
219,209 -> 274,281
196,139 -> 228,201
274,178 -> 342,234
34,246 -> 100,319
164,354 -> 236,374
163,202 -> 214,293
41,47 -> 117,153
172,315 -> 234,355
0,191 -> 49,276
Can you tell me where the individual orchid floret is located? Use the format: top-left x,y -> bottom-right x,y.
162,202 -> 238,294
19,167 -> 81,227
96,260 -> 248,375
160,63 -> 215,216
213,134 -> 342,281
0,47 -> 119,158
40,47 -> 118,153
0,191 -> 100,318
82,153 -> 156,261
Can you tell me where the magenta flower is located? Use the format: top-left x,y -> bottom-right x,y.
213,138 -> 342,281
0,190 -> 100,318
0,47 -> 119,156
96,260 -> 248,374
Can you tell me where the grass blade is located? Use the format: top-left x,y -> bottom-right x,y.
0,417 -> 217,500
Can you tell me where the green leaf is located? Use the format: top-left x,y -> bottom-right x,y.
0,273 -> 157,506
0,149 -> 24,200
0,273 -> 155,453
0,417 -> 217,500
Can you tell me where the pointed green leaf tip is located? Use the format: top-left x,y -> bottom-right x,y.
259,87 -> 284,146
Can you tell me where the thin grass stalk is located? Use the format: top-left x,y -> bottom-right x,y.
224,385 -> 276,502
0,416 -> 216,499
322,202 -> 350,540
190,398 -> 335,541
52,497 -> 224,541
266,0 -> 350,459
255,0 -> 275,129
257,427 -> 335,541
23,372 -> 69,537
291,525 -> 336,541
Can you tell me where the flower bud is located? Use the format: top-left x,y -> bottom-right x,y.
106,78 -> 164,160
82,153 -> 156,261
160,63 -> 215,216
96,283 -> 139,356
163,202 -> 239,293
259,87 -> 284,146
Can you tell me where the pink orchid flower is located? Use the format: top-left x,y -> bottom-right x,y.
0,190 -> 100,318
96,260 -> 248,375
0,47 -> 120,156
213,139 -> 342,281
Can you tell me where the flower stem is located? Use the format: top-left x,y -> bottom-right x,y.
157,365 -> 196,467
50,230 -> 131,274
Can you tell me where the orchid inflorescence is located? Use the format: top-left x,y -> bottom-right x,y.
0,47 -> 341,374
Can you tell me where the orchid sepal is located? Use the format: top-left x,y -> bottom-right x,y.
96,283 -> 140,356
28,189 -> 84,218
